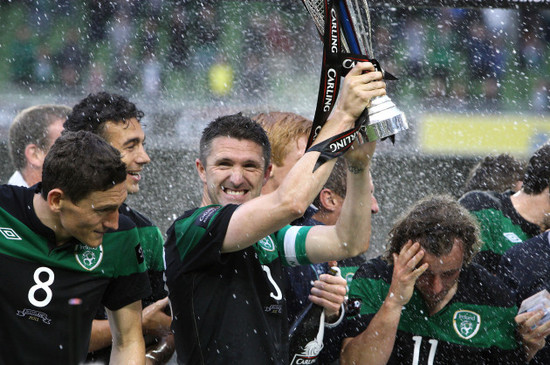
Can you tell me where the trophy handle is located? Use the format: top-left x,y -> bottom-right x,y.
357,95 -> 408,142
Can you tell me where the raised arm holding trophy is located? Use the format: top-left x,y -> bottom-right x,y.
284,1 -> 409,363
301,0 -> 408,170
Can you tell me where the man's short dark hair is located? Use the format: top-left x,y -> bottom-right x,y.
464,153 -> 525,193
63,92 -> 144,138
522,144 -> 550,195
8,104 -> 71,170
385,195 -> 481,266
41,131 -> 127,203
200,113 -> 271,170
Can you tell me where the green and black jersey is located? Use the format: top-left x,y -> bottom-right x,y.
346,257 -> 526,365
0,185 -> 151,365
164,205 -> 313,365
459,190 -> 540,274
119,203 -> 166,305
87,203 -> 166,363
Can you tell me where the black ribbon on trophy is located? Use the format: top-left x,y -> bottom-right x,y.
303,0 -> 408,170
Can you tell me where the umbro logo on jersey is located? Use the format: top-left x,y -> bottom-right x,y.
453,310 -> 481,339
74,244 -> 103,271
503,232 -> 522,243
0,227 -> 22,240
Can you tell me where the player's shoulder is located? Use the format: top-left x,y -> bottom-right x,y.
459,190 -> 505,211
505,231 -> 548,258
173,206 -> 217,228
111,212 -> 137,233
0,184 -> 33,209
353,256 -> 391,281
459,263 -> 516,307
166,205 -> 216,236
0,184 -> 38,224
118,202 -> 157,228
172,204 -> 240,231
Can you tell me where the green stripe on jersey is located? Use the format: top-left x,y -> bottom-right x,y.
471,209 -> 532,255
172,206 -> 224,261
137,225 -> 165,271
353,276 -> 519,350
0,207 -> 146,277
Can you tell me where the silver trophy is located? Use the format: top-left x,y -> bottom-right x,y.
303,0 -> 408,141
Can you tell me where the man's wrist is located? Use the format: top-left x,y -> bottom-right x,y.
383,294 -> 406,313
348,165 -> 366,174
330,108 -> 358,130
325,303 -> 346,328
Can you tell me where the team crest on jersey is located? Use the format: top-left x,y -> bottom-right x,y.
74,244 -> 103,271
0,227 -> 22,240
453,310 -> 481,339
503,232 -> 522,243
258,236 -> 276,252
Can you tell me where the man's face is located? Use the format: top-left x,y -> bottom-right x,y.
197,136 -> 270,206
35,118 -> 64,170
102,118 -> 150,194
46,118 -> 64,150
415,239 -> 464,308
330,174 -> 379,221
58,182 -> 127,247
263,135 -> 307,194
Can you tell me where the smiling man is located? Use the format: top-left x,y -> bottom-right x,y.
164,62 -> 385,364
64,92 -> 172,364
340,195 -> 549,365
0,131 -> 150,364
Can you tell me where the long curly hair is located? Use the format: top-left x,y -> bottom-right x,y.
384,195 -> 481,266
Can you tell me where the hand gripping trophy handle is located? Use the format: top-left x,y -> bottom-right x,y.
339,0 -> 408,141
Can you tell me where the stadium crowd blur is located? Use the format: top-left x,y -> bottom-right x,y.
1,0 -> 549,114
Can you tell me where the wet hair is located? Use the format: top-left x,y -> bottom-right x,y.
63,92 -> 144,139
312,157 -> 347,208
8,104 -> 72,170
464,153 -> 524,193
200,113 -> 271,170
41,131 -> 127,203
522,144 -> 550,195
384,195 -> 481,266
252,112 -> 312,167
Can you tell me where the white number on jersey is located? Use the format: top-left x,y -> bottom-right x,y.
28,267 -> 55,307
261,265 -> 282,300
412,335 -> 438,365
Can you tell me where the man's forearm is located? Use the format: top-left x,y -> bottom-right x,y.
340,299 -> 402,365
334,165 -> 372,257
89,319 -> 113,352
110,337 -> 146,365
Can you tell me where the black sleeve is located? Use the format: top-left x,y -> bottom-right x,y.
182,204 -> 240,272
103,271 -> 152,310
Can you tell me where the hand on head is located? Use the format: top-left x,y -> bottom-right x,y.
388,240 -> 428,308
